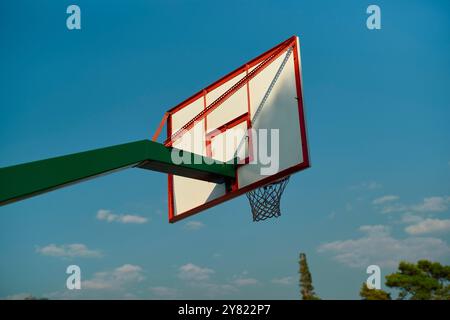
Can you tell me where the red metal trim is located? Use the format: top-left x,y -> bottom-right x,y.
168,174 -> 174,222
244,120 -> 253,165
152,113 -> 169,142
203,90 -> 208,157
292,37 -> 310,168
245,64 -> 254,165
167,114 -> 175,222
245,64 -> 252,121
166,36 -> 296,115
206,138 -> 212,158
205,113 -> 248,139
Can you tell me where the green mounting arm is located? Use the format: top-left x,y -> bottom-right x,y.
0,140 -> 235,206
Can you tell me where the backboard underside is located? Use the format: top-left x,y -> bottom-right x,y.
165,36 -> 309,223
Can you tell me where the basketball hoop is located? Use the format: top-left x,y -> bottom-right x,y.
246,176 -> 290,222
157,36 -> 309,223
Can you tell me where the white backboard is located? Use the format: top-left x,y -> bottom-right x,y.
164,36 -> 309,222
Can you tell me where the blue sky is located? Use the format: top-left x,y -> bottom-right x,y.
1,0 -> 449,299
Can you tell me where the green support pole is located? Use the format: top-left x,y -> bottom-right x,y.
0,140 -> 235,206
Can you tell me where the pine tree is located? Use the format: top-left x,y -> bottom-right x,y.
299,253 -> 319,300
359,282 -> 391,300
385,260 -> 450,300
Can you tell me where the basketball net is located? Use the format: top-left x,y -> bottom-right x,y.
246,176 -> 290,221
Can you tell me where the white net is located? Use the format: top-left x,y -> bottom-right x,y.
246,176 -> 290,221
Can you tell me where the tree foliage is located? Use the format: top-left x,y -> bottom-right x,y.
359,282 -> 391,300
299,253 -> 320,300
385,260 -> 450,300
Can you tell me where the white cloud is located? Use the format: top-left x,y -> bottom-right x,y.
380,204 -> 408,214
82,264 -> 145,291
358,225 -> 390,236
271,276 -> 296,285
318,225 -> 450,268
184,221 -> 205,230
150,286 -> 179,299
367,182 -> 382,189
119,215 -> 148,224
82,279 -> 113,290
400,213 -> 423,224
232,277 -> 259,286
372,195 -> 399,205
115,264 -> 143,277
405,218 -> 450,235
378,196 -> 449,214
178,263 -> 214,282
176,263 -> 240,298
411,197 -> 449,213
230,271 -> 260,287
4,293 -> 34,300
96,209 -> 148,224
36,244 -> 101,258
